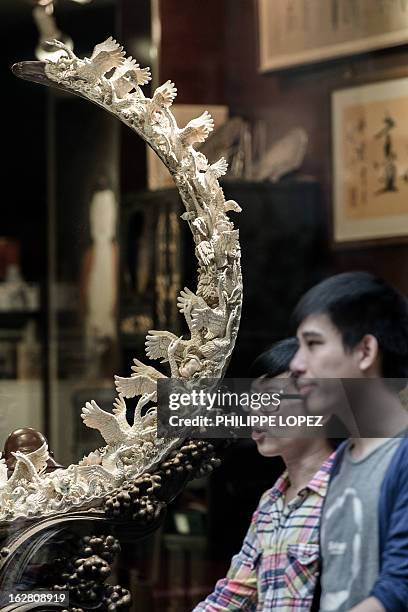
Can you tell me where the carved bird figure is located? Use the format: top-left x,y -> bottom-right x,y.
191,275 -> 240,339
202,157 -> 228,190
145,287 -> 213,371
176,286 -> 211,341
145,330 -> 193,363
147,81 -> 178,128
196,157 -> 241,213
199,307 -> 238,358
151,80 -> 177,109
111,56 -> 151,98
179,111 -> 214,147
76,37 -> 125,84
177,287 -> 207,314
191,305 -> 226,339
2,443 -> 49,490
210,157 -> 228,176
81,393 -> 155,446
191,290 -> 228,338
213,228 -> 240,259
114,359 -> 166,399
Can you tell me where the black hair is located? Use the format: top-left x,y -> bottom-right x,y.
293,271 -> 408,379
249,337 -> 299,378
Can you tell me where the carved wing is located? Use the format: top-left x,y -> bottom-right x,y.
8,442 -> 49,487
131,359 -> 167,380
200,338 -> 230,358
90,36 -> 124,60
111,56 -> 135,79
177,287 -> 207,314
79,449 -> 102,466
75,464 -> 115,481
179,111 -> 214,146
200,308 -> 237,359
112,395 -> 130,430
132,66 -> 151,86
81,400 -> 130,445
91,51 -> 125,74
89,36 -> 125,73
191,306 -> 225,336
209,157 -> 228,178
145,330 -> 177,360
114,360 -> 165,399
112,57 -> 151,86
114,375 -> 158,400
7,461 -> 34,488
27,442 -> 49,473
145,330 -> 187,362
152,80 -> 177,108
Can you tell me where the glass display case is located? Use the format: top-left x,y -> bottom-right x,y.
3,1 -> 408,610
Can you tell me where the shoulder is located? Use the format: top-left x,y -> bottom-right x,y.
385,437 -> 408,482
378,438 -> 408,566
328,441 -> 348,481
379,438 -> 408,515
395,435 -> 408,455
254,471 -> 288,517
257,488 -> 275,511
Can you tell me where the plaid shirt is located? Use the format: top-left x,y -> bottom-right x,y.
195,453 -> 335,612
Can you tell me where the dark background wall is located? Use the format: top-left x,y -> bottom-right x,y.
0,0 -> 117,284
0,4 -> 47,284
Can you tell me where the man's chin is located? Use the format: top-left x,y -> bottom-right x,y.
255,435 -> 281,456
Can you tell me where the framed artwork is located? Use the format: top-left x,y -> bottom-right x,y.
258,0 -> 408,72
332,76 -> 408,244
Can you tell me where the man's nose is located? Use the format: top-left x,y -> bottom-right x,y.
290,348 -> 306,375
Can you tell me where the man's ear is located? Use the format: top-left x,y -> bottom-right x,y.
357,334 -> 379,373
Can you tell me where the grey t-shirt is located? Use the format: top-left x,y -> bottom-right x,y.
320,437 -> 401,611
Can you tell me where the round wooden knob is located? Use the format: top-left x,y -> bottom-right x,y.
3,427 -> 63,471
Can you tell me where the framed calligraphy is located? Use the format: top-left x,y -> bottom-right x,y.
332,76 -> 408,244
258,0 -> 408,73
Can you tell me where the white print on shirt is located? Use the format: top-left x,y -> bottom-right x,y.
321,488 -> 363,611
328,541 -> 347,555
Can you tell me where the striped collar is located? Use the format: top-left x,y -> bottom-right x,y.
268,451 -> 336,502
